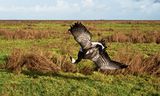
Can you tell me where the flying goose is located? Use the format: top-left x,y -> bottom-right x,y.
69,22 -> 128,70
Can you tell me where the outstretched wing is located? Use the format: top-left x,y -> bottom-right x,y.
69,22 -> 92,50
94,49 -> 128,70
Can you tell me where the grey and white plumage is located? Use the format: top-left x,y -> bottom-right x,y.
69,22 -> 128,70
69,22 -> 92,50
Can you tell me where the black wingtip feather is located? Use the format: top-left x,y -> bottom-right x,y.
120,64 -> 128,69
68,22 -> 88,33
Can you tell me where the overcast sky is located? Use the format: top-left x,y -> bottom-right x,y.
0,0 -> 160,20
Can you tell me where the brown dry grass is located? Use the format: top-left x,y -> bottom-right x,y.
105,31 -> 160,44
5,48 -> 60,74
5,48 -> 79,74
51,55 -> 77,73
4,48 -> 95,75
79,66 -> 94,75
102,48 -> 160,76
0,29 -> 55,39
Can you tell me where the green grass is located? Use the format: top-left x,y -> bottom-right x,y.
107,42 -> 160,57
93,22 -> 160,33
0,71 -> 159,96
0,20 -> 160,96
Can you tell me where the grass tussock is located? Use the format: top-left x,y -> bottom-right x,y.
5,48 -> 60,74
52,55 -> 77,73
0,29 -> 55,39
5,48 -> 95,75
105,31 -> 160,44
102,48 -> 160,76
5,48 -> 81,74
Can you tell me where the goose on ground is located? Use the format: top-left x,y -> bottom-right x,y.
69,22 -> 128,70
